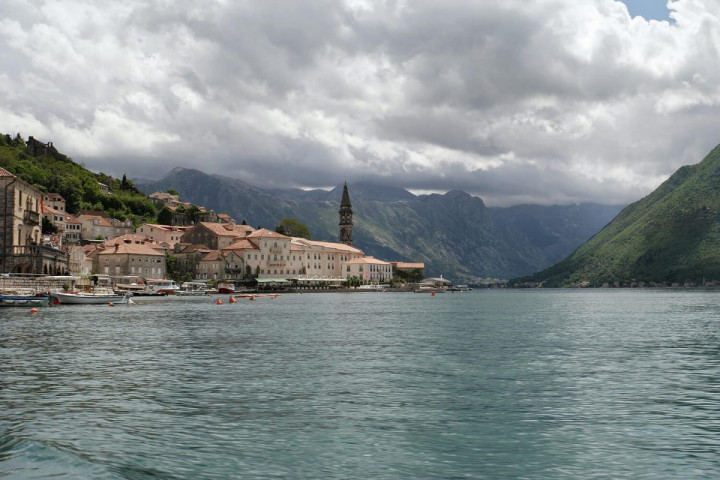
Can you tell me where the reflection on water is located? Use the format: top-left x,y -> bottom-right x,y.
2,290 -> 720,479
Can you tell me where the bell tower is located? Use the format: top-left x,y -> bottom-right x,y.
339,182 -> 353,246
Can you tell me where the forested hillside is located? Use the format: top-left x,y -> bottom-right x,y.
0,133 -> 156,224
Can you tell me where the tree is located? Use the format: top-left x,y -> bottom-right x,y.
157,206 -> 173,225
42,217 -> 58,235
186,204 -> 201,224
165,189 -> 179,196
275,217 -> 311,239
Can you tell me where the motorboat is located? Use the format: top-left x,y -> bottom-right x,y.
217,282 -> 236,294
133,279 -> 180,296
176,282 -> 210,296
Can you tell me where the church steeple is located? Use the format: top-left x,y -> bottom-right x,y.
339,182 -> 353,246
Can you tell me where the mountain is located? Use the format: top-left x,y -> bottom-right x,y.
516,144 -> 720,287
136,168 -> 622,282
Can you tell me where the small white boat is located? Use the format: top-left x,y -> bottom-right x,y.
0,294 -> 50,307
136,279 -> 180,296
51,291 -> 129,305
176,282 -> 210,296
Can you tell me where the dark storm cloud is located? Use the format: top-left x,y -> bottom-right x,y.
2,0 -> 720,206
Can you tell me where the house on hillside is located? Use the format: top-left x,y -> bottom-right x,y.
42,206 -> 82,246
76,211 -> 133,241
135,223 -> 188,248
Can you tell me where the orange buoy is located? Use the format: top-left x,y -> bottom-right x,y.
30,308 -> 38,314
108,302 -> 114,307
229,296 -> 237,304
431,290 -> 435,296
216,299 -> 223,305
250,295 -> 256,301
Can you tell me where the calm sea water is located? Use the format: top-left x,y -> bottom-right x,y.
2,289 -> 720,479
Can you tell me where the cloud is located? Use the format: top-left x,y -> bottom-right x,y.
1,0 -> 720,206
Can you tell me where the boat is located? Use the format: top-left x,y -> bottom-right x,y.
134,279 -> 180,296
0,294 -> 50,307
176,282 -> 210,296
217,282 -> 236,294
51,291 -> 130,304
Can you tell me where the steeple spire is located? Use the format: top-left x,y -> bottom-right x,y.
339,182 -> 353,246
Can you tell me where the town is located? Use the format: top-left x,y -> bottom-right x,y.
0,165 -> 440,294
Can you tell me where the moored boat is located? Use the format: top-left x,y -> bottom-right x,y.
0,294 -> 50,307
217,282 -> 236,294
51,291 -> 129,305
176,282 -> 210,296
133,279 -> 180,296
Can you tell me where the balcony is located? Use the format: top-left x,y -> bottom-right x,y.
24,210 -> 40,225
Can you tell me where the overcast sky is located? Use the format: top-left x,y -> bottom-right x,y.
2,0 -> 719,206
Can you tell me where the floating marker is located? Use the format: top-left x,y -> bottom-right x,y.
216,299 -> 223,305
108,302 -> 114,307
229,297 -> 237,304
30,308 -> 38,314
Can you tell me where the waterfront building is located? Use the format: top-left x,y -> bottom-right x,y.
68,245 -> 92,276
246,228 -> 298,278
292,238 -> 364,280
173,243 -> 213,279
0,167 -> 69,274
196,250 -> 224,280
222,239 -> 259,279
94,237 -> 166,278
343,256 -> 393,284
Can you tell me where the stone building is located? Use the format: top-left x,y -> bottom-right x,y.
94,237 -> 166,278
76,211 -> 133,241
180,222 -> 254,250
135,223 -> 188,248
0,167 -> 68,274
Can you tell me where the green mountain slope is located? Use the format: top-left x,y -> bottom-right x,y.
136,169 -> 622,281
517,144 -> 720,286
0,133 -> 156,223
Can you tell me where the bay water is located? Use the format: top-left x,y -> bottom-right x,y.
2,289 -> 720,479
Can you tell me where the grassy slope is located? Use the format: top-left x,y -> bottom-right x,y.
522,144 -> 720,286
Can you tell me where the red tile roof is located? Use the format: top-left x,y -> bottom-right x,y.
247,228 -> 288,239
222,239 -> 259,251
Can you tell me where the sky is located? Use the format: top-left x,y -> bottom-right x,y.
2,0 -> 719,206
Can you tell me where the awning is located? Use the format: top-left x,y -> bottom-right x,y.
256,278 -> 290,284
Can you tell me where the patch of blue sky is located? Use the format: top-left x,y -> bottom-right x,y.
620,0 -> 672,21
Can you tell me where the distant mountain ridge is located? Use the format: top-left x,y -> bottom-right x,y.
135,168 -> 622,282
516,144 -> 720,287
